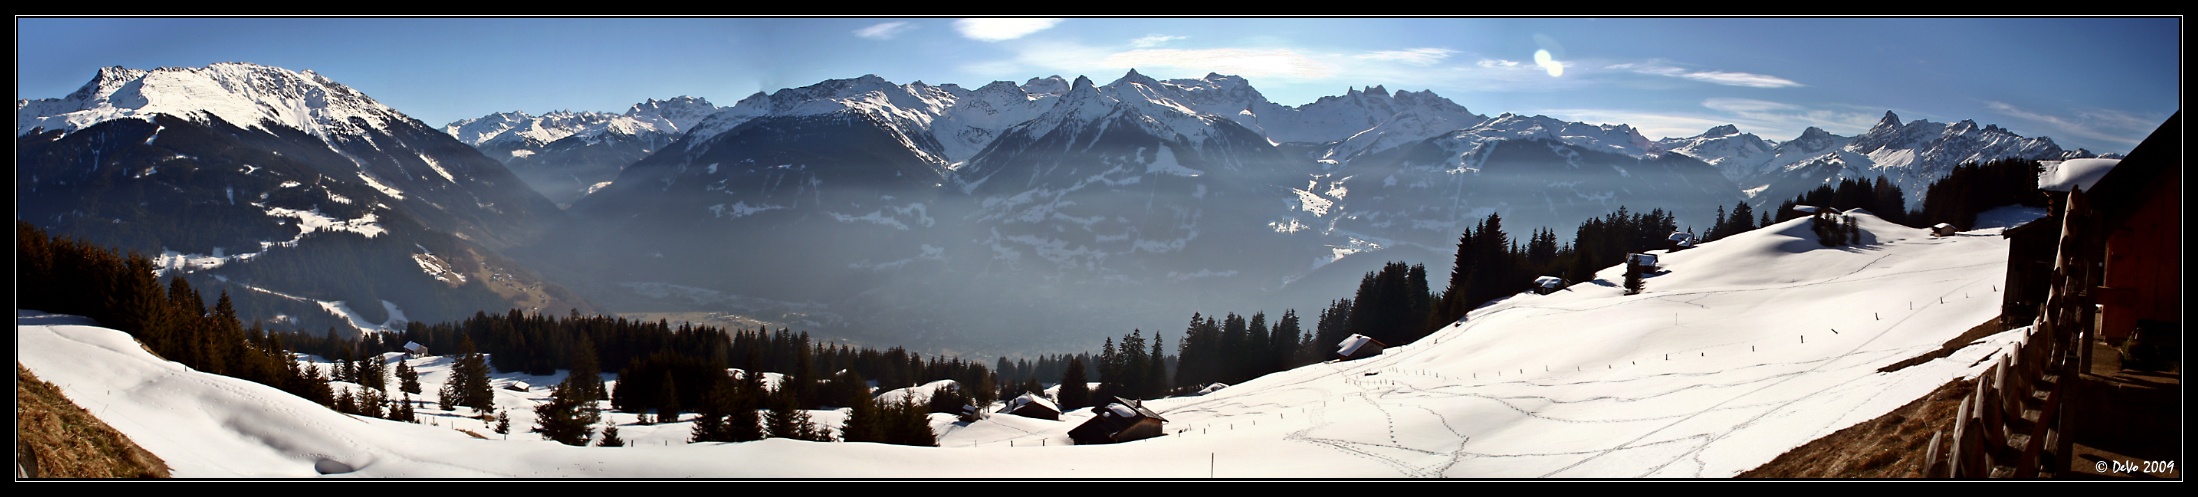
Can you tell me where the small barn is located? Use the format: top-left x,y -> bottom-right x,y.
996,392 -> 1062,420
1335,334 -> 1387,361
1067,397 -> 1167,445
1626,253 -> 1659,270
1533,276 -> 1564,295
402,341 -> 428,358
504,381 -> 531,392
1930,223 -> 1958,237
1667,231 -> 1696,250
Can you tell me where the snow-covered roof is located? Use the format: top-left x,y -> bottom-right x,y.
1534,276 -> 1564,288
1007,392 -> 1059,413
402,341 -> 426,352
1337,334 -> 1383,357
2038,158 -> 2120,193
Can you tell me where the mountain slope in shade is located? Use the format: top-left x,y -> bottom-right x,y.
17,63 -> 589,335
18,207 -> 2027,477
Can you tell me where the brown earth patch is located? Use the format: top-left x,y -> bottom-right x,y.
1741,317 -> 2008,478
1738,378 -> 1973,478
15,364 -> 171,478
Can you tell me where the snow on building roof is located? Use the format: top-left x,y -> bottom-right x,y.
1337,334 -> 1384,357
2038,158 -> 2120,193
1009,392 -> 1059,412
1535,276 -> 1564,287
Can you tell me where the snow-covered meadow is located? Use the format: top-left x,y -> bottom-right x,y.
18,209 -> 2031,478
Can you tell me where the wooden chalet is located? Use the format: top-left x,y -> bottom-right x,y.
402,341 -> 429,358
1925,112 -> 2179,479
1334,334 -> 1386,361
996,392 -> 1061,420
1931,223 -> 1959,237
2001,158 -> 2120,329
1667,231 -> 1696,250
1533,276 -> 1564,295
1067,397 -> 1167,445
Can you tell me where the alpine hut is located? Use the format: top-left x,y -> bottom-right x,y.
1336,334 -> 1387,361
1067,397 -> 1168,445
997,392 -> 1062,420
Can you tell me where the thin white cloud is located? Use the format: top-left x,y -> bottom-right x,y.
1102,48 -> 1335,79
1986,101 -> 2153,150
1535,98 -> 1892,143
854,22 -> 912,40
1355,48 -> 1456,65
1610,61 -> 1801,88
954,18 -> 1063,42
1129,34 -> 1184,48
1701,98 -> 1802,113
1681,71 -> 1803,88
1476,58 -> 1523,68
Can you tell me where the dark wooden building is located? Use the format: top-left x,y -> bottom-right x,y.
996,391 -> 1061,421
2003,158 -> 2122,329
1068,397 -> 1167,445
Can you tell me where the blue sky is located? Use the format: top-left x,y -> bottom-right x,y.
15,17 -> 2181,154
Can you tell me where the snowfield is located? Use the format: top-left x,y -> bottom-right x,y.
17,209 -> 2029,478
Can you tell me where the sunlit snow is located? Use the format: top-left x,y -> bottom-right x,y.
22,211 -> 2024,478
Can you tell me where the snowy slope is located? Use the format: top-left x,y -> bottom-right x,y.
17,63 -> 411,149
20,208 -> 2025,478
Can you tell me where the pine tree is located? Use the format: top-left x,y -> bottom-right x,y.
396,359 -> 421,395
888,395 -> 938,447
447,335 -> 494,414
493,410 -> 510,435
688,378 -> 731,443
535,379 -> 599,446
1058,356 -> 1090,411
766,388 -> 803,438
1623,260 -> 1646,296
839,395 -> 882,444
597,423 -> 624,447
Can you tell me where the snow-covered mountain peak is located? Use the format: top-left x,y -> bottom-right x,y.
1869,110 -> 1903,132
624,95 -> 720,133
1456,113 -> 1657,157
19,62 -> 409,144
1703,124 -> 1742,138
1108,68 -> 1160,88
1022,76 -> 1070,96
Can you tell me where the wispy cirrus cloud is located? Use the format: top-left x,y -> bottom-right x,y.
1539,98 -> 1884,142
1354,48 -> 1456,65
953,18 -> 1063,42
1609,61 -> 1801,88
854,21 -> 913,40
1129,34 -> 1184,48
1986,101 -> 2157,150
